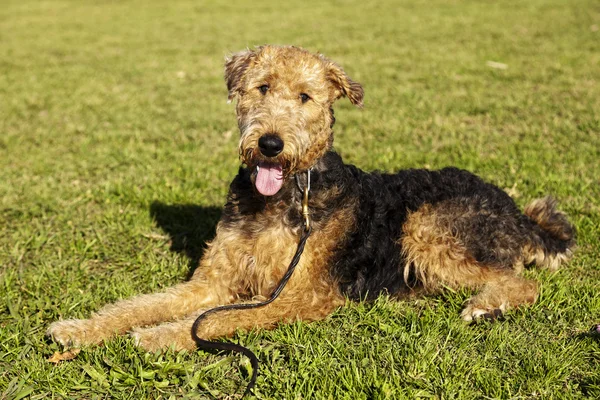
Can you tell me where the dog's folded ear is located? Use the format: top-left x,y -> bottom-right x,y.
326,62 -> 364,108
224,48 -> 258,102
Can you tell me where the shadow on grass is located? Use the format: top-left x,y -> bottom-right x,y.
576,326 -> 600,397
150,202 -> 221,278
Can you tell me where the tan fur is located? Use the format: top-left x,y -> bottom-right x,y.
231,46 -> 362,173
131,206 -> 353,350
401,203 -> 539,320
522,243 -> 572,271
524,197 -> 571,241
522,197 -> 575,270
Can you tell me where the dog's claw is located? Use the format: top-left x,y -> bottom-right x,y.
46,319 -> 104,347
462,305 -> 505,322
47,319 -> 88,347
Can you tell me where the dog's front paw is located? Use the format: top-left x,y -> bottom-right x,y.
47,319 -> 96,347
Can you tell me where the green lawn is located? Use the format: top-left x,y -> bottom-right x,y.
1,0 -> 599,398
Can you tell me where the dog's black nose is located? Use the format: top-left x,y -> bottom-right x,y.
258,134 -> 284,157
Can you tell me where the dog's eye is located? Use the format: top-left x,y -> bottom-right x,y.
258,85 -> 269,95
300,93 -> 310,103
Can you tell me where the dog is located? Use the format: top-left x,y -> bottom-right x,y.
48,45 -> 575,352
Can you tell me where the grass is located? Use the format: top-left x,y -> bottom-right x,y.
1,0 -> 599,398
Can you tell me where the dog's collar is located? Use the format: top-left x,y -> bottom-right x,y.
294,169 -> 311,231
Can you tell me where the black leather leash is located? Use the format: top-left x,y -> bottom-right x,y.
191,170 -> 312,398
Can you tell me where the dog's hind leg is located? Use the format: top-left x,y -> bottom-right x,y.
400,199 -> 544,321
458,274 -> 538,321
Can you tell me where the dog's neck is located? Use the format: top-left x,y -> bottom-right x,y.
223,151 -> 351,231
279,153 -> 333,200
224,151 -> 353,232
268,151 -> 353,225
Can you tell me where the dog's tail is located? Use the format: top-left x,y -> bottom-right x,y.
522,197 -> 576,270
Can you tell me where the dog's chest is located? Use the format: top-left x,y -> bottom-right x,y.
231,220 -> 299,297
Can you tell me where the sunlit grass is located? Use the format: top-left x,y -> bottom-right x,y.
1,0 -> 599,398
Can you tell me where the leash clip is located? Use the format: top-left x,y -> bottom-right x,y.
296,169 -> 311,231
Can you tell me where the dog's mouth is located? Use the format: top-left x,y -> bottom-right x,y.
255,161 -> 284,196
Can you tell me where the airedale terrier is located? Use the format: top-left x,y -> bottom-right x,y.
48,45 -> 575,352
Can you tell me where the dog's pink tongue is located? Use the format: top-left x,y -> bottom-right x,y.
255,162 -> 284,196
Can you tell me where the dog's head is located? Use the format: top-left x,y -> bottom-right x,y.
225,45 -> 363,196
